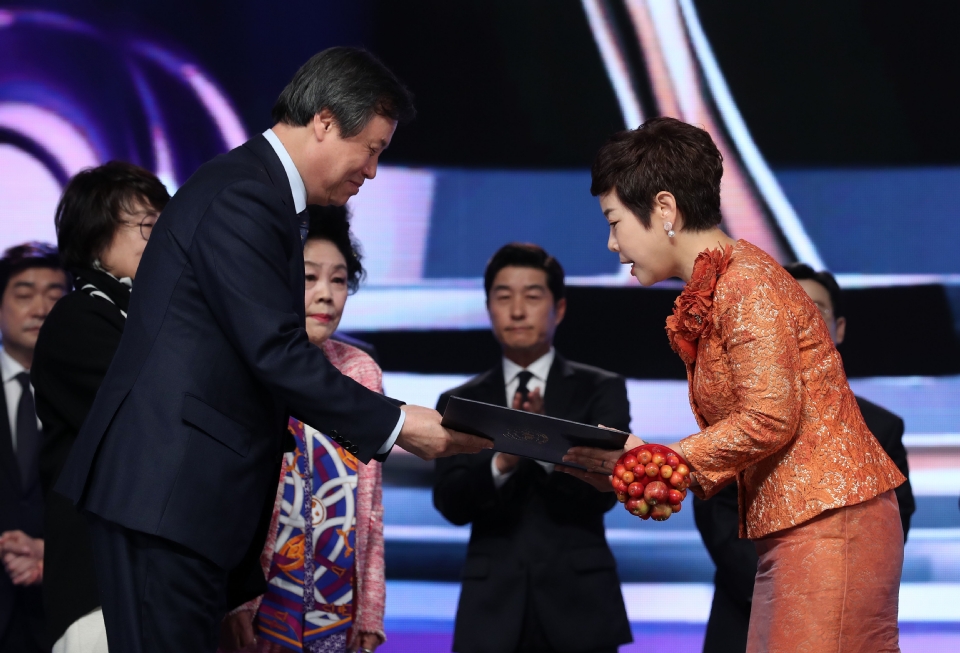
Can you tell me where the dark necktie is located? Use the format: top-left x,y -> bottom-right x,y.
514,370 -> 535,408
298,209 -> 309,247
15,372 -> 40,490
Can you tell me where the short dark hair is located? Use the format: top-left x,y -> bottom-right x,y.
272,47 -> 416,138
785,262 -> 845,320
591,117 -> 723,231
0,242 -> 63,297
305,204 -> 364,294
484,243 -> 565,303
55,161 -> 170,270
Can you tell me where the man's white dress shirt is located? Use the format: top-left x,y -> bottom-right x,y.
492,348 -> 555,487
262,128 -> 403,454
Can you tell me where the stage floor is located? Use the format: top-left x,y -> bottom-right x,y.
379,581 -> 960,652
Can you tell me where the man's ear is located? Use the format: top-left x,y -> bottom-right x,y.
313,109 -> 336,142
554,297 -> 567,326
834,316 -> 846,345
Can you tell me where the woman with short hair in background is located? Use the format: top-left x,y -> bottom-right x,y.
31,161 -> 170,653
219,205 -> 386,653
562,117 -> 906,653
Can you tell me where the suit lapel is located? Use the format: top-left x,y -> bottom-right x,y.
476,365 -> 508,407
0,378 -> 21,490
544,352 -> 576,420
242,135 -> 306,322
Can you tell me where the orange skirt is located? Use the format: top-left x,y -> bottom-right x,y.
747,490 -> 903,653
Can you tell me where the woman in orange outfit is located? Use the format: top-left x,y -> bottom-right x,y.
561,117 -> 906,653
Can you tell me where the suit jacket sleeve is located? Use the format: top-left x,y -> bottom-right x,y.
187,180 -> 401,462
858,399 -> 914,540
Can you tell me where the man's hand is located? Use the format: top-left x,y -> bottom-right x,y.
396,405 -> 493,460
219,609 -> 257,652
0,530 -> 43,586
511,387 -> 545,414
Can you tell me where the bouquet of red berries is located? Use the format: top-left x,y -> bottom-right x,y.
610,444 -> 692,521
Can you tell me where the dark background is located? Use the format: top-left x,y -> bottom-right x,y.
15,0 -> 960,168
8,0 -> 960,377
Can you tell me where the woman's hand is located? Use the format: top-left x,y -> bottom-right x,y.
557,431 -> 645,491
354,632 -> 384,652
219,610 -> 257,652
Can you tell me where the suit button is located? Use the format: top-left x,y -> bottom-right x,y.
349,445 -> 359,454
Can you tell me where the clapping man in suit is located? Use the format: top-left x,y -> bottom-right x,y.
693,262 -> 916,653
434,243 -> 633,653
55,48 -> 490,653
0,243 -> 68,652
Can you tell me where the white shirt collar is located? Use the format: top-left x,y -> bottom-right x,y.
262,128 -> 307,213
0,346 -> 26,384
502,348 -> 555,386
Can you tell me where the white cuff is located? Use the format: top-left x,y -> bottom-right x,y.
491,453 -> 516,489
376,410 -> 405,455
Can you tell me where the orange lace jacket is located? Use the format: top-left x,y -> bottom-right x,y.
670,240 -> 905,539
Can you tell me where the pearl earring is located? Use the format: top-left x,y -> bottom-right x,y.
664,221 -> 675,238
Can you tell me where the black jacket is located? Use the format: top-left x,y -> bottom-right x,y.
54,135 -> 403,575
693,395 -> 915,653
434,353 -> 633,653
0,350 -> 46,648
31,267 -> 129,644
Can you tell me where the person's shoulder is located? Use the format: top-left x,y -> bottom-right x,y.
855,395 -> 903,429
440,367 -> 500,401
170,141 -> 279,213
560,357 -> 624,385
715,240 -> 801,307
190,140 -> 265,183
34,291 -> 124,367
323,338 -> 382,390
43,289 -> 122,332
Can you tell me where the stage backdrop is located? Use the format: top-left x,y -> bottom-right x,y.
2,2 -> 958,651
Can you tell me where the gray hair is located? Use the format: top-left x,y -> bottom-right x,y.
271,47 -> 415,138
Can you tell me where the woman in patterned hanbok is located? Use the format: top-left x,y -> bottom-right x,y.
219,205 -> 385,653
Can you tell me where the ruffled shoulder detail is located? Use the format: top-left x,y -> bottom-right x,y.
665,243 -> 733,365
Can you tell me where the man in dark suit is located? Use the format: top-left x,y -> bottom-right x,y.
694,262 -> 916,653
0,243 -> 67,653
55,48 -> 489,653
434,243 -> 633,653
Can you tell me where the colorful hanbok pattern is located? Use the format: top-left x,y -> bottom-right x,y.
256,418 -> 360,652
